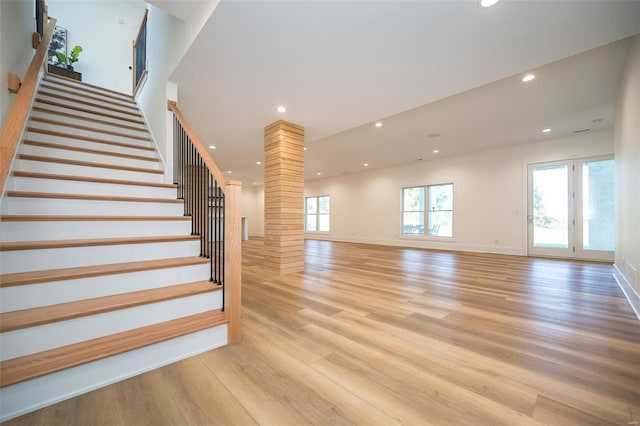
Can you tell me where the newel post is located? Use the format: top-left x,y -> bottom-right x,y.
224,180 -> 242,344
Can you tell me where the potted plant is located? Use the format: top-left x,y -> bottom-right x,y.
55,45 -> 83,71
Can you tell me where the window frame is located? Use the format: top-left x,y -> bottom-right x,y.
305,195 -> 330,233
401,183 -> 454,239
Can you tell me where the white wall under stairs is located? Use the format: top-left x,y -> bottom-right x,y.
0,75 -> 227,421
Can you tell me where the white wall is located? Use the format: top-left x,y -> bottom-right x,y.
47,0 -> 145,94
0,0 -> 35,125
136,4 -> 189,174
614,34 -> 640,299
137,2 -> 217,181
241,185 -> 264,237
296,130 -> 613,255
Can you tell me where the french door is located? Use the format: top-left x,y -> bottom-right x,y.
527,156 -> 614,261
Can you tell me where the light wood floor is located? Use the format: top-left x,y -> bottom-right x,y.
4,239 -> 640,425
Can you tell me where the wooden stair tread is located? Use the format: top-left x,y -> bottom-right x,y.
0,215 -> 190,222
18,154 -> 164,174
23,140 -> 159,162
32,107 -> 148,133
38,90 -> 142,118
0,235 -> 198,251
0,281 -> 220,332
0,256 -> 209,287
44,75 -> 133,101
6,191 -> 182,204
29,116 -> 152,141
39,85 -> 140,111
35,98 -> 145,125
12,171 -> 177,189
0,310 -> 227,387
26,127 -> 155,152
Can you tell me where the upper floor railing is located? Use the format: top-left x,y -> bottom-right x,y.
167,101 -> 242,344
132,9 -> 148,98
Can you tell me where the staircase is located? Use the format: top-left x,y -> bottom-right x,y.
0,75 -> 228,421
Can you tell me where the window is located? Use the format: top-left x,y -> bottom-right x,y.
305,196 -> 330,232
402,183 -> 453,237
402,187 -> 424,236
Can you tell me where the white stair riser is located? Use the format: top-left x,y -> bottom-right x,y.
21,144 -> 161,170
30,109 -> 149,137
27,121 -> 154,148
43,78 -> 133,103
8,177 -> 176,198
25,131 -> 155,157
1,292 -> 223,360
37,93 -> 142,122
0,325 -> 227,422
0,262 -> 213,311
0,219 -> 191,242
33,101 -> 146,130
39,82 -> 138,110
15,159 -> 164,183
3,197 -> 183,216
1,240 -> 201,274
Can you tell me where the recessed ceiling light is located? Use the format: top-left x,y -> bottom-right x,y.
303,147 -> 307,151
480,0 -> 500,7
316,172 -> 322,176
227,170 -> 232,174
277,106 -> 286,113
542,128 -> 551,133
209,145 -> 216,149
433,149 -> 439,154
375,122 -> 382,128
522,74 -> 536,82
364,163 -> 369,167
256,161 -> 261,165
253,182 -> 257,185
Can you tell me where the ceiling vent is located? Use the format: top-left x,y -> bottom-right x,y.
573,128 -> 591,134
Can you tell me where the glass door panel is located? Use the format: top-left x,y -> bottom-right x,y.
576,157 -> 614,261
528,161 -> 574,257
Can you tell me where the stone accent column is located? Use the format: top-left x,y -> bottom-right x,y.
264,120 -> 304,274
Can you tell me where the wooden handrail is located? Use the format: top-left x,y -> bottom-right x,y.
132,9 -> 148,49
0,16 -> 57,195
168,100 -> 242,344
167,101 -> 228,193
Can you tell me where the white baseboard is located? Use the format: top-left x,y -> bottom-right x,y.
304,234 -> 525,256
613,264 -> 640,321
0,324 -> 228,422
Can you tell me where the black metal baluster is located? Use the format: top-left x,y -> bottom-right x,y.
198,154 -> 203,255
215,182 -> 220,284
221,190 -> 225,288
210,174 -> 214,282
173,116 -> 177,186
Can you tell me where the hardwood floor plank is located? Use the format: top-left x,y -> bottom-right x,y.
532,394 -> 617,426
303,316 -> 541,424
198,345 -> 313,426
159,357 -> 257,426
109,368 -> 187,426
4,239 -> 639,425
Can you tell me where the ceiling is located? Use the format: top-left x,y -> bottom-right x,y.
169,0 -> 640,186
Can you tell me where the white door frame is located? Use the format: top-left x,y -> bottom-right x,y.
527,156 -> 615,261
